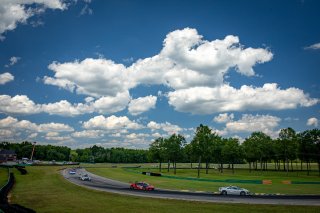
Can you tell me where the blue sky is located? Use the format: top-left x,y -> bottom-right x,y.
0,0 -> 319,149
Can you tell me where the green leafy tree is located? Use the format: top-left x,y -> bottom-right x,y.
191,124 -> 214,177
279,127 -> 297,174
184,143 -> 197,168
149,137 -> 166,172
222,138 -> 242,173
299,129 -> 320,175
163,134 -> 186,174
242,136 -> 259,172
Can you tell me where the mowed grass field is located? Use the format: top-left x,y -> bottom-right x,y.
7,165 -> 319,212
85,163 -> 320,195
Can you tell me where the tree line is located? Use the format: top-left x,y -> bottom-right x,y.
1,126 -> 319,176
0,141 -> 71,162
0,141 -> 148,163
149,125 -> 320,177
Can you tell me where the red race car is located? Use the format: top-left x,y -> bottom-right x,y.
130,182 -> 155,191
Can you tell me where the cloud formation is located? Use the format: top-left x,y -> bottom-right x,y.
0,95 -> 41,114
45,28 -> 272,93
0,94 -> 130,116
83,115 -> 143,130
213,113 -> 234,123
0,116 -> 74,140
168,84 -> 318,114
128,95 -> 157,115
211,113 -> 281,138
225,114 -> 281,134
307,117 -> 318,127
304,42 -> 320,50
5,56 -> 21,67
0,0 -> 67,40
147,121 -> 182,134
0,72 -> 14,85
42,28 -> 317,115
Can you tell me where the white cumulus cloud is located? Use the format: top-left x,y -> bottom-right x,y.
147,121 -> 182,134
0,0 -> 67,40
307,117 -> 318,127
38,123 -> 74,132
167,83 -> 318,114
0,73 -> 14,85
0,95 -> 41,114
42,100 -> 94,116
0,116 -> 74,140
83,115 -> 143,130
213,113 -> 234,123
71,130 -> 104,138
0,94 -> 130,116
128,95 -> 157,115
93,91 -> 130,114
41,28 -> 318,115
45,58 -> 132,97
225,114 -> 281,135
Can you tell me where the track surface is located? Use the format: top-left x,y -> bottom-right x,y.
62,168 -> 320,206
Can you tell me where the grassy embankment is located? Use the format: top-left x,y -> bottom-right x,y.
9,166 -> 319,213
0,167 -> 8,188
85,163 -> 320,195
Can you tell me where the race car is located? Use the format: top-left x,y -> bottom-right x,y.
219,186 -> 250,195
130,182 -> 154,191
79,174 -> 91,181
69,169 -> 76,175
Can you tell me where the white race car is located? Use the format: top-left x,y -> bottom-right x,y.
79,174 -> 91,181
69,169 -> 76,175
219,186 -> 250,195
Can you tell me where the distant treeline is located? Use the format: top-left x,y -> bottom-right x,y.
0,141 -> 71,162
0,141 -> 148,163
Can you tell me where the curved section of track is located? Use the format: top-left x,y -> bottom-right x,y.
62,168 -> 320,206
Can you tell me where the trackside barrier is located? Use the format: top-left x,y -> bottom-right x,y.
142,172 -> 162,176
292,181 -> 320,184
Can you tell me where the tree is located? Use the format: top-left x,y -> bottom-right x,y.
242,132 -> 273,172
242,137 -> 258,172
184,143 -> 197,168
163,134 -> 186,175
279,127 -> 297,174
222,138 -> 242,174
299,129 -> 320,175
212,135 -> 225,173
149,137 -> 165,172
191,124 -> 213,177
311,129 -> 320,176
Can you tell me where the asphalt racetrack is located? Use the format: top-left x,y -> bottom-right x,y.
62,168 -> 320,206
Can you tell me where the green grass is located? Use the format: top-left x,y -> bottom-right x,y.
0,167 -> 8,188
85,163 -> 320,195
9,166 -> 320,213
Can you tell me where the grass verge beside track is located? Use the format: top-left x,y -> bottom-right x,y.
9,166 -> 319,212
0,167 -> 8,188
